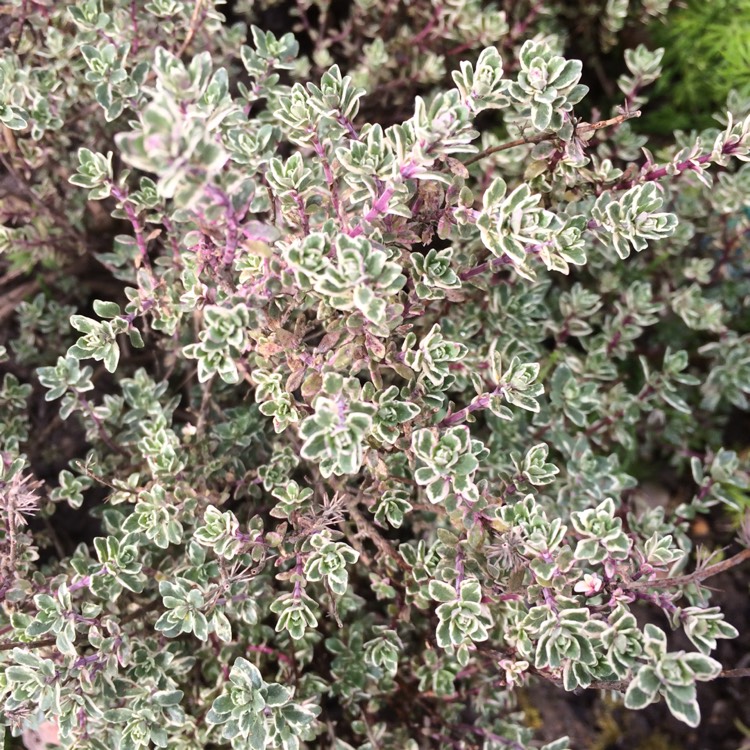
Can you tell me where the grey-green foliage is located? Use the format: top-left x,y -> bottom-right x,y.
206,657 -> 320,749
624,624 -> 722,727
508,40 -> 588,137
1,0 -> 749,748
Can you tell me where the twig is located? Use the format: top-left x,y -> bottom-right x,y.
0,152 -> 78,233
359,706 -> 382,750
720,668 -> 750,679
628,548 -> 750,591
176,0 -> 204,58
1,123 -> 17,154
78,395 -> 129,457
0,637 -> 56,653
0,280 -> 37,326
195,376 -> 215,438
465,111 -> 641,166
347,499 -> 412,574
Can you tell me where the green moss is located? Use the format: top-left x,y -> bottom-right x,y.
588,698 -> 684,750
644,0 -> 750,133
634,730 -> 684,750
588,699 -> 622,750
516,690 -> 544,731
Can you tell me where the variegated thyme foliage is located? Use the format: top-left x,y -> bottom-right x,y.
1,1 -> 750,748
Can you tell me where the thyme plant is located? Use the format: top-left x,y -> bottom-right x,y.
1,0 -> 750,748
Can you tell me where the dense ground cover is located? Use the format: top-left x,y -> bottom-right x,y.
1,1 -> 750,748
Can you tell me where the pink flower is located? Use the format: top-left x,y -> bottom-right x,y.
574,572 -> 603,596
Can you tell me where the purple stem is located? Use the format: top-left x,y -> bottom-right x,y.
507,2 -> 543,45
78,396 -> 127,456
455,549 -> 465,593
632,589 -> 678,614
110,185 -> 153,276
161,216 -> 182,268
337,115 -> 360,140
605,313 -> 632,356
348,186 -> 395,238
247,643 -> 293,664
348,159 -> 420,237
130,0 -> 140,53
312,137 -> 347,231
293,192 -> 310,235
616,140 -> 742,191
293,559 -> 304,598
542,587 -> 557,611
69,576 -> 91,593
440,394 -> 491,427
205,185 -> 243,265
413,8 -> 440,48
459,254 -> 512,281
